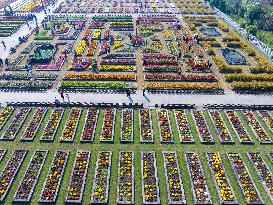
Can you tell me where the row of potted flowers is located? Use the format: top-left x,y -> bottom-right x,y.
100,109 -> 116,142
60,81 -> 136,90
40,108 -> 64,141
257,111 -> 273,133
21,107 -> 47,141
109,22 -> 134,31
143,54 -> 179,72
208,110 -> 234,144
0,107 -> 14,130
39,150 -> 69,203
0,81 -> 53,91
91,151 -> 112,204
174,109 -> 194,143
65,150 -> 90,203
1,108 -> 31,141
144,73 -> 218,82
120,109 -> 133,143
64,73 -> 137,81
139,109 -> 153,143
141,152 -> 160,204
157,109 -> 173,143
247,152 -> 273,203
206,152 -> 237,204
100,65 -> 136,72
242,111 -> 271,144
226,152 -> 264,204
60,108 -> 82,142
0,73 -> 57,81
185,152 -> 212,204
163,151 -> 186,204
192,110 -> 214,144
0,150 -> 28,202
13,150 -> 48,202
80,109 -> 99,142
117,151 -> 134,204
224,110 -> 253,144
101,58 -> 136,65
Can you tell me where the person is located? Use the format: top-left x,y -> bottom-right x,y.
60,92 -> 64,102
4,58 -> 9,66
143,88 -> 145,96
0,58 -> 3,67
178,51 -> 182,59
1,41 -> 6,49
127,90 -> 130,98
66,94 -> 70,103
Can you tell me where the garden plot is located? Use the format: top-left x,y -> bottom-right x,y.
157,109 -> 173,143
0,107 -> 14,130
120,109 -> 134,143
117,151 -> 134,204
174,109 -> 194,143
91,151 -> 112,204
65,150 -> 90,203
81,109 -> 99,142
257,111 -> 273,132
100,109 -> 116,142
39,150 -> 69,203
13,150 -> 48,202
139,109 -> 154,143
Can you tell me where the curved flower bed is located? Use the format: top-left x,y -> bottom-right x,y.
2,108 -> 31,141
258,111 -> 273,132
0,150 -> 6,162
60,108 -> 82,142
157,109 -> 173,143
91,151 -> 112,204
39,150 -> 69,203
208,110 -> 234,143
141,152 -> 160,204
145,74 -> 217,82
247,152 -> 273,203
121,109 -> 133,143
225,110 -> 253,144
64,73 -> 136,81
81,109 -> 99,142
139,109 -> 153,143
185,152 -> 212,204
206,152 -> 237,204
192,110 -> 214,144
100,109 -> 116,142
117,151 -> 134,204
65,150 -> 90,203
242,111 -> 271,144
174,109 -> 194,143
0,107 -> 14,130
163,152 -> 186,204
21,108 -> 47,141
40,108 -> 64,142
0,150 -> 27,202
14,150 -> 48,202
226,152 -> 263,204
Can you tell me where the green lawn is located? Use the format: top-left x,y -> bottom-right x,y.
0,107 -> 273,205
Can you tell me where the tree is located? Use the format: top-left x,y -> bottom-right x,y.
225,0 -> 242,14
246,25 -> 258,35
245,4 -> 262,24
210,0 -> 227,11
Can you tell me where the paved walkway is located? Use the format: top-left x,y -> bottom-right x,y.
1,91 -> 273,107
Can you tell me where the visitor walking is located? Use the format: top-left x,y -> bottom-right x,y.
4,58 -> 9,66
66,94 -> 70,103
0,58 -> 3,68
127,90 -> 130,98
60,92 -> 65,102
1,41 -> 6,49
143,88 -> 145,96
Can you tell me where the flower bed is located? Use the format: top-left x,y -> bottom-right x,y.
226,152 -> 264,204
1,108 -> 31,141
0,150 -> 27,202
0,107 -> 14,130
40,108 -> 64,142
87,41 -> 97,56
117,151 -> 134,204
185,152 -> 212,204
36,55 -> 65,71
192,110 -> 214,143
143,54 -> 179,72
257,111 -> 273,132
65,150 -> 90,203
144,74 -> 218,82
81,109 -> 99,142
100,65 -> 135,72
100,109 -> 116,142
141,152 -> 160,204
120,109 -> 133,143
242,111 -> 271,144
21,108 -> 47,141
139,109 -> 153,143
64,73 -> 136,81
101,58 -> 136,65
208,110 -> 234,144
0,150 -> 6,162
224,74 -> 273,82
163,152 -> 186,204
91,151 -> 112,204
206,152 -> 237,204
231,82 -> 273,93
247,152 -> 273,203
225,110 -> 253,144
0,81 -> 53,91
174,109 -> 194,143
14,150 -> 48,202
60,108 -> 82,142
157,109 -> 173,143
39,150 -> 69,203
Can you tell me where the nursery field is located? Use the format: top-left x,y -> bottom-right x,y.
0,106 -> 273,204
